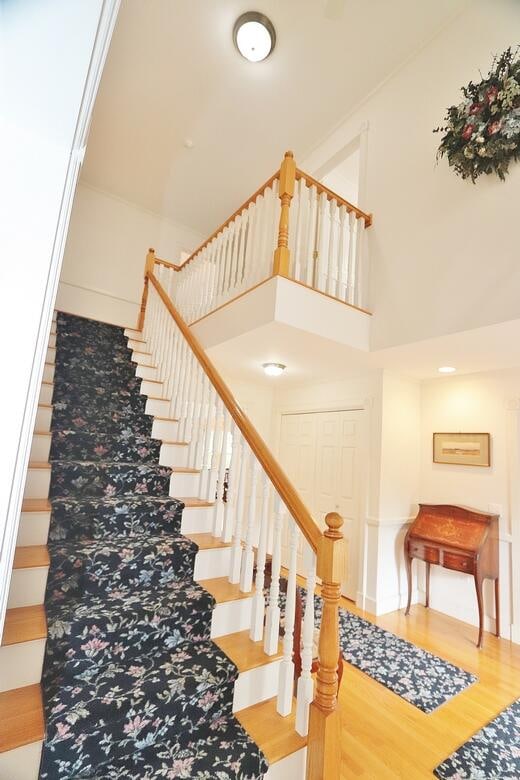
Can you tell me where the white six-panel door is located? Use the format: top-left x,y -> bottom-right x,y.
279,410 -> 362,600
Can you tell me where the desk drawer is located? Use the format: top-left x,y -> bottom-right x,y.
409,542 -> 439,564
443,552 -> 474,574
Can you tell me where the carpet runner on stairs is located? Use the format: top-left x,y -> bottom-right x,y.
40,312 -> 268,779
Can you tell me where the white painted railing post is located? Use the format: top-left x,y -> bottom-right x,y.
296,547 -> 317,736
264,497 -> 284,656
229,444 -> 249,583
222,425 -> 240,543
250,473 -> 271,641
240,458 -> 260,593
277,520 -> 299,716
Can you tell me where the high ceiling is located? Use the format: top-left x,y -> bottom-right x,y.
83,0 -> 469,237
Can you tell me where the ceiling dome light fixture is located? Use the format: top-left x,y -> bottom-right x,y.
263,362 -> 286,377
233,12 -> 276,62
438,366 -> 456,374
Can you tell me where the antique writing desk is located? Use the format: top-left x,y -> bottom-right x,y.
404,504 -> 499,648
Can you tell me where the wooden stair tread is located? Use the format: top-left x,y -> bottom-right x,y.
133,349 -> 152,356
41,380 -> 53,387
214,630 -> 282,673
0,684 -> 45,753
184,532 -> 231,551
154,416 -> 179,422
200,577 -> 253,604
28,462 -> 50,470
162,440 -> 189,446
13,546 -> 50,570
33,431 -> 52,438
236,696 -> 306,764
171,466 -> 200,474
21,499 -> 51,513
142,378 -> 162,384
2,606 -> 46,647
179,497 -> 214,508
148,396 -> 169,401
38,403 -> 52,409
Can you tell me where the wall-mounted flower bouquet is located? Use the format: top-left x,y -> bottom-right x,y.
435,46 -> 520,181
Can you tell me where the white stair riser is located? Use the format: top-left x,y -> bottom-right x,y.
124,327 -> 142,339
7,567 -> 49,608
0,639 -> 46,693
24,469 -> 51,501
17,511 -> 51,547
35,406 -> 52,432
170,472 -> 199,496
264,748 -> 307,780
152,418 -> 179,440
211,597 -> 253,638
0,740 -> 43,780
43,363 -> 55,383
46,346 -> 56,364
132,351 -> 155,367
193,547 -> 231,581
233,659 -> 282,712
145,397 -> 170,416
180,507 -> 214,534
136,364 -> 158,381
29,433 -> 51,463
140,379 -> 164,396
48,333 -> 56,348
159,443 -> 188,468
127,338 -> 147,351
38,384 -> 53,405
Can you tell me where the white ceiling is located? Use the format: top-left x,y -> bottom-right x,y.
82,0 -> 469,236
206,317 -> 520,387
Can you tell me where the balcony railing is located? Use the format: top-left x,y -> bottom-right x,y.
149,151 -> 372,326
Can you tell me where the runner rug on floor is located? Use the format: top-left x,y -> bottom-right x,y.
434,698 -> 520,779
300,594 -> 476,713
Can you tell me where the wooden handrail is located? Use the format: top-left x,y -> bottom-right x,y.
177,170 -> 280,271
147,270 -> 321,552
295,168 -> 372,227
154,256 -> 181,271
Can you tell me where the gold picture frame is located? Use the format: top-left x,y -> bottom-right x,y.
433,432 -> 491,467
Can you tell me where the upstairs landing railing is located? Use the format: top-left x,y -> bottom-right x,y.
138,256 -> 345,779
142,151 -> 372,327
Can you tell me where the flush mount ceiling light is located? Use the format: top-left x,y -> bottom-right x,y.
438,366 -> 456,374
233,12 -> 276,62
263,362 -> 286,377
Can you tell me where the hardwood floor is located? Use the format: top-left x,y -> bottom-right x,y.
337,599 -> 520,778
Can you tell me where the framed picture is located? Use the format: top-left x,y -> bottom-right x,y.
433,432 -> 491,467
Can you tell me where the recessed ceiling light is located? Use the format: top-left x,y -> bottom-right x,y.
438,366 -> 456,374
263,362 -> 286,377
233,12 -> 276,62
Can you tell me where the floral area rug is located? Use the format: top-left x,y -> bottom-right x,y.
40,313 -> 268,779
434,699 -> 520,779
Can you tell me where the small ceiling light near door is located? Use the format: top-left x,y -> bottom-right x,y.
233,12 -> 276,62
438,366 -> 456,374
263,362 -> 286,377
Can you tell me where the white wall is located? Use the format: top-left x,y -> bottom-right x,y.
303,0 -> 520,350
0,0 -> 118,635
419,368 -> 520,640
57,183 -> 202,326
226,378 -> 276,446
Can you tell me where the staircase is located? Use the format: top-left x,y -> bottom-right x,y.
0,152 -> 356,777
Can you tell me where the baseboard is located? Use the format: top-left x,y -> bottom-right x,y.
356,588 -> 422,616
55,281 -> 139,328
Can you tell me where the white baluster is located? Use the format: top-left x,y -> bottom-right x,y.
337,205 -> 348,302
277,520 -> 299,716
296,547 -> 316,736
229,444 -> 249,584
304,184 -> 318,287
204,396 -> 224,502
347,210 -> 357,305
250,473 -> 271,641
315,191 -> 330,292
327,200 -> 340,297
264,497 -> 284,656
212,410 -> 231,537
240,458 -> 260,593
222,427 -> 241,543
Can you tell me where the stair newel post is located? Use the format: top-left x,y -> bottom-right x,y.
137,247 -> 155,331
222,424 -> 241,543
212,410 -> 231,537
272,151 -> 296,278
277,520 -> 299,716
264,496 -> 285,656
306,512 -> 344,780
296,546 -> 316,736
250,472 -> 271,641
240,458 -> 260,593
229,445 -> 250,585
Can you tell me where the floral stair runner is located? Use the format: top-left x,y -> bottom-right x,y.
40,313 -> 268,779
